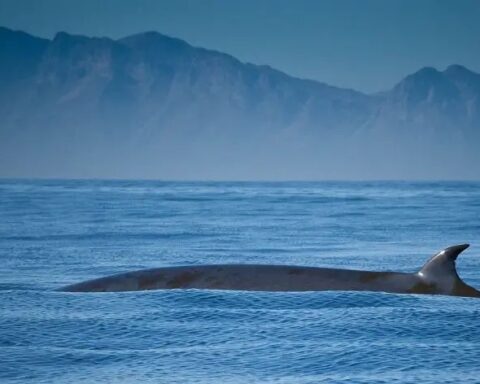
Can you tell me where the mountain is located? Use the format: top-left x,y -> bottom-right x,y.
0,27 -> 479,179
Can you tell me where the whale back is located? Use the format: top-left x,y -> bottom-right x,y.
58,244 -> 480,297
417,244 -> 480,297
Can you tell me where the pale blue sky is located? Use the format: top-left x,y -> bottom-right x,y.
0,0 -> 479,93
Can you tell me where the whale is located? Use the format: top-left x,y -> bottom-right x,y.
59,244 -> 480,298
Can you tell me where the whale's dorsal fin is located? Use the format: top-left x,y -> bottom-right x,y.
418,244 -> 480,297
419,244 -> 469,278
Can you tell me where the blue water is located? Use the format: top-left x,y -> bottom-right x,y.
1,180 -> 480,383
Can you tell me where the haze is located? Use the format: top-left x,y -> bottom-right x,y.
0,1 -> 479,180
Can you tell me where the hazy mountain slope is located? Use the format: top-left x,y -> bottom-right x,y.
0,27 -> 48,86
0,27 -> 478,179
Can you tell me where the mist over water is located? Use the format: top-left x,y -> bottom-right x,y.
1,180 -> 480,383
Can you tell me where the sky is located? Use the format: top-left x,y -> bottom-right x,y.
0,0 -> 479,93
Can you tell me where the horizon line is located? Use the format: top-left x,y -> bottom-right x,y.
1,177 -> 479,183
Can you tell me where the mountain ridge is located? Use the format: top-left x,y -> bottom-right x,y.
2,27 -> 478,96
0,27 -> 479,180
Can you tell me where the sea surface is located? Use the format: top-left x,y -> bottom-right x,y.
1,180 -> 480,383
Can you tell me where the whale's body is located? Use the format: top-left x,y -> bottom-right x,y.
60,244 -> 480,298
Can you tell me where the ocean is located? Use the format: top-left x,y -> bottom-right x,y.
1,180 -> 479,383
